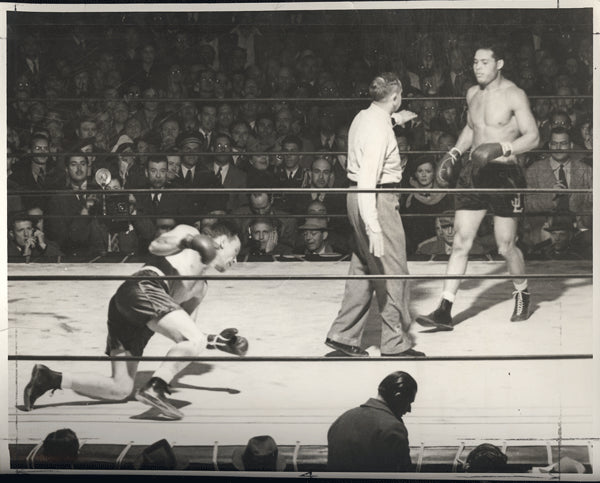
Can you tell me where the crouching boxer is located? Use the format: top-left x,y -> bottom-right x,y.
417,41 -> 539,331
24,222 -> 248,420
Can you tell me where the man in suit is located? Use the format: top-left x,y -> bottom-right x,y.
177,132 -> 221,223
133,156 -> 183,253
525,127 -> 592,245
46,154 -> 107,258
273,134 -> 307,213
210,133 -> 247,212
327,371 -> 417,472
10,133 -> 67,212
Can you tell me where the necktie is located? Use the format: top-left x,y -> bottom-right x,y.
152,193 -> 160,209
557,164 -> 569,212
216,167 -> 223,185
37,168 -> 45,186
185,169 -> 192,184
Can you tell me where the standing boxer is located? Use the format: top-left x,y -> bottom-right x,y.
417,42 -> 539,330
325,72 -> 424,357
24,223 -> 248,419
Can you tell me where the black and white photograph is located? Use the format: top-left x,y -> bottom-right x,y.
2,1 -> 598,479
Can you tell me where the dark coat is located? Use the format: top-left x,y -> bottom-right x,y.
46,191 -> 107,257
7,237 -> 63,261
327,398 -> 412,473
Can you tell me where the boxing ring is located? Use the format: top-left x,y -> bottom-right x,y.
7,259 -> 595,472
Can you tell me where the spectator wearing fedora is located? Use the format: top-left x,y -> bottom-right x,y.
297,217 -> 340,258
134,439 -> 188,471
528,215 -> 589,260
232,435 -> 286,471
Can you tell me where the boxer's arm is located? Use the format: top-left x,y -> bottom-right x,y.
455,113 -> 474,155
149,224 -> 200,256
509,88 -> 540,155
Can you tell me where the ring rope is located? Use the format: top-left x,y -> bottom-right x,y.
7,273 -> 592,282
12,148 -> 591,158
13,94 -> 593,103
7,354 -> 592,362
9,187 -> 594,196
9,210 -> 592,220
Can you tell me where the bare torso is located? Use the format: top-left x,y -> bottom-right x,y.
467,79 -> 521,160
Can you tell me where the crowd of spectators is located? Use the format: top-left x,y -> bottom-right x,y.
6,10 -> 593,262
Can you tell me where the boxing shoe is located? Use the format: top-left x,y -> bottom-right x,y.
415,299 -> 454,331
325,338 -> 369,357
135,377 -> 184,420
207,328 -> 249,356
510,290 -> 531,322
23,364 -> 62,411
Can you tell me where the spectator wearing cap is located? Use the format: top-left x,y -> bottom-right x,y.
297,217 -> 339,257
232,435 -> 286,471
416,213 -> 490,260
8,211 -> 63,262
211,132 -> 247,211
327,371 -> 417,472
134,439 -> 188,471
39,428 -> 79,469
241,218 -> 293,261
527,215 -> 590,260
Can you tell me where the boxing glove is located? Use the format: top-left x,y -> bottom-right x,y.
207,328 -> 249,356
183,234 -> 217,264
471,142 -> 512,178
436,148 -> 462,187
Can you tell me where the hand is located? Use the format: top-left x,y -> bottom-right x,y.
23,237 -> 36,256
33,229 -> 47,251
391,110 -> 418,127
367,227 -> 384,257
265,229 -> 278,253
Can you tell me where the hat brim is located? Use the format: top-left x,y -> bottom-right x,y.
231,448 -> 286,472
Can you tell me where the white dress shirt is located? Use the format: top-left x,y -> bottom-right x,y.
347,103 -> 402,233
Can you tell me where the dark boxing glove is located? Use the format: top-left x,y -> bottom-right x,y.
207,328 -> 249,356
183,234 -> 217,264
471,142 -> 513,179
436,147 -> 462,187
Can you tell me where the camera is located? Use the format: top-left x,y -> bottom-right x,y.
104,193 -> 131,233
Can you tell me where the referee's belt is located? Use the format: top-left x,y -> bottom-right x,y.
348,181 -> 402,188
